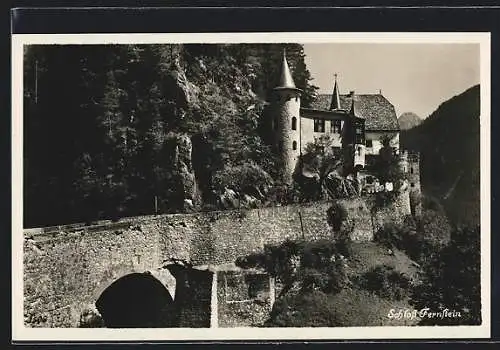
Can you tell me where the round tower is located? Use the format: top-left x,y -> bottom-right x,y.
271,51 -> 302,184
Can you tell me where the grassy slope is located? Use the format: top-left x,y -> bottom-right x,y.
326,241 -> 420,327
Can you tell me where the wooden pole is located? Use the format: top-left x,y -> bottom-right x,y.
154,195 -> 158,215
298,211 -> 305,240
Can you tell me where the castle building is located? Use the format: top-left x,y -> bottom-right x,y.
269,52 -> 402,184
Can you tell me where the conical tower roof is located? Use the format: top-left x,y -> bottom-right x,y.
329,74 -> 341,110
274,50 -> 300,91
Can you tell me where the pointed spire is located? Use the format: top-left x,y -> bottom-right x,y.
349,91 -> 358,116
330,73 -> 341,110
274,49 -> 297,90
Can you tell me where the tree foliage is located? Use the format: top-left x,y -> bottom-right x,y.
410,225 -> 481,325
235,238 -> 348,297
372,136 -> 406,192
360,265 -> 411,301
296,135 -> 356,201
23,44 -> 318,226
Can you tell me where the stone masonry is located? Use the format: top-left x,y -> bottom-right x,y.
23,192 -> 410,328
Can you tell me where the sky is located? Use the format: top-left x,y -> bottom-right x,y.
303,44 -> 480,119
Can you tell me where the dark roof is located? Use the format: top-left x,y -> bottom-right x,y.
274,52 -> 301,91
309,93 -> 399,131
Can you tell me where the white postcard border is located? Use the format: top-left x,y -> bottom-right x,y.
12,32 -> 491,341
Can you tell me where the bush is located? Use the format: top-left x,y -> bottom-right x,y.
373,190 -> 398,208
334,218 -> 354,258
410,225 -> 481,325
265,291 -> 343,327
266,183 -> 301,206
360,265 -> 411,300
374,222 -> 407,249
212,161 -> 273,197
373,214 -> 446,265
327,202 -> 348,231
78,308 -> 104,328
417,209 -> 452,247
236,238 -> 348,296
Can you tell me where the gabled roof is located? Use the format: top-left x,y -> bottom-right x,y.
310,93 -> 400,131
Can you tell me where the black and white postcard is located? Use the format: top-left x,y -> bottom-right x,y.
11,32 -> 491,341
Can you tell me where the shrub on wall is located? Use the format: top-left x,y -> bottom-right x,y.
235,238 -> 348,296
326,202 -> 348,231
326,201 -> 353,257
78,308 -> 105,328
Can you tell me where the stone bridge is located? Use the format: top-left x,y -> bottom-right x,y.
23,194 -> 410,328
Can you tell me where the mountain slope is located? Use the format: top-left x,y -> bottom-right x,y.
23,44 -> 318,227
400,85 -> 480,225
398,112 -> 422,130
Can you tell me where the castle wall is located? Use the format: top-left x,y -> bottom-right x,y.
400,150 -> 422,216
365,131 -> 400,155
216,270 -> 273,327
23,192 -> 411,328
300,117 -> 315,152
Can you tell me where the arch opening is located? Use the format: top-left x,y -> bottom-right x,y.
95,272 -> 175,328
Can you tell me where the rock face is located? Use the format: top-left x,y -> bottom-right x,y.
398,112 -> 422,130
166,133 -> 197,210
165,60 -> 198,109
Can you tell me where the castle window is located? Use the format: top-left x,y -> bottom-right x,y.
357,147 -> 362,156
314,119 -> 325,133
331,120 -> 341,134
366,140 -> 373,148
355,122 -> 364,144
291,117 -> 297,130
411,183 -> 415,188
292,141 -> 297,150
355,134 -> 364,144
410,167 -> 414,174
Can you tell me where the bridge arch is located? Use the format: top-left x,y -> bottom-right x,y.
95,271 -> 176,328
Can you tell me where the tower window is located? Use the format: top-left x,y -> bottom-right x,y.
355,122 -> 364,144
291,117 -> 297,130
292,141 -> 297,150
314,119 -> 325,133
331,120 -> 341,134
410,167 -> 414,174
357,147 -> 362,156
